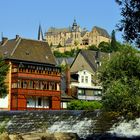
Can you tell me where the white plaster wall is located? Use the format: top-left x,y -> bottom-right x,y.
78,70 -> 92,87
0,95 -> 8,108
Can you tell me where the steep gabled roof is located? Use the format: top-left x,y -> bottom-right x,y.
56,57 -> 74,66
80,50 -> 110,71
92,26 -> 110,38
0,36 -> 56,65
70,49 -> 110,73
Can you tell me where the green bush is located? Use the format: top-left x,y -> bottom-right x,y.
53,50 -> 76,58
0,118 -> 10,134
88,45 -> 99,51
67,100 -> 102,110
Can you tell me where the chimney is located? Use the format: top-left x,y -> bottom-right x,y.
95,51 -> 100,69
15,35 -> 20,41
1,37 -> 8,45
95,51 -> 100,60
66,65 -> 71,96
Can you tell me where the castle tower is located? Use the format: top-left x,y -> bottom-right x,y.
71,19 -> 81,45
72,18 -> 78,32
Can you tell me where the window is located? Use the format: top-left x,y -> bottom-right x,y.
40,81 -> 44,90
78,89 -> 85,95
55,83 -> 59,91
12,83 -> 17,88
19,68 -> 22,72
47,82 -> 49,90
29,81 -> 33,89
94,90 -> 102,96
23,81 -> 27,88
17,80 -> 21,88
81,76 -> 84,83
85,76 -> 88,83
22,68 -> 26,72
12,68 -> 18,73
51,82 -> 55,90
38,98 -> 42,106
35,81 -> 39,89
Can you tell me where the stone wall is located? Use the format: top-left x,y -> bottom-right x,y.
0,110 -> 119,139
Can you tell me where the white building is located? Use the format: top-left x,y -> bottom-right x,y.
71,70 -> 102,101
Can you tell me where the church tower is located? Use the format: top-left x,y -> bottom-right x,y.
38,24 -> 44,41
72,19 -> 78,32
71,19 -> 81,44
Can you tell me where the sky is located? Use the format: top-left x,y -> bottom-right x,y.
0,0 -> 123,42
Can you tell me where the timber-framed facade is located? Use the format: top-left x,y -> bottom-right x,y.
0,36 -> 61,110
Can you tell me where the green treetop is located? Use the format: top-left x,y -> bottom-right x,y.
0,57 -> 9,97
99,45 -> 140,116
115,0 -> 140,47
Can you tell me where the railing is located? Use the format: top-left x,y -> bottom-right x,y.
78,95 -> 102,101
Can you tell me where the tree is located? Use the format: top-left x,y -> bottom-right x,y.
53,50 -> 77,58
53,50 -> 63,57
115,0 -> 140,47
88,45 -> 99,51
110,30 -> 118,51
0,57 -> 9,97
98,41 -> 111,53
98,31 -> 120,53
99,45 -> 140,115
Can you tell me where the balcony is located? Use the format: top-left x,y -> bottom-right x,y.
78,95 -> 102,101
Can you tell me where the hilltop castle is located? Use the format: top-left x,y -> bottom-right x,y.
44,19 -> 111,48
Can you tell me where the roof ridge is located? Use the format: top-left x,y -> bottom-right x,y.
11,38 -> 21,56
20,37 -> 47,43
1,39 -> 8,46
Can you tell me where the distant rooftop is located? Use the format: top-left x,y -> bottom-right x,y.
47,27 -> 72,33
92,26 -> 110,38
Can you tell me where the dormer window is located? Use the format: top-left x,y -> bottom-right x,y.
26,51 -> 30,55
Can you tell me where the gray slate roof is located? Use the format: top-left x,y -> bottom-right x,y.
0,37 -> 56,65
81,50 -> 110,71
56,57 -> 75,66
92,26 -> 110,38
47,27 -> 71,33
71,49 -> 110,72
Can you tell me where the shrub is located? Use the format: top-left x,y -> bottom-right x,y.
67,100 -> 102,110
